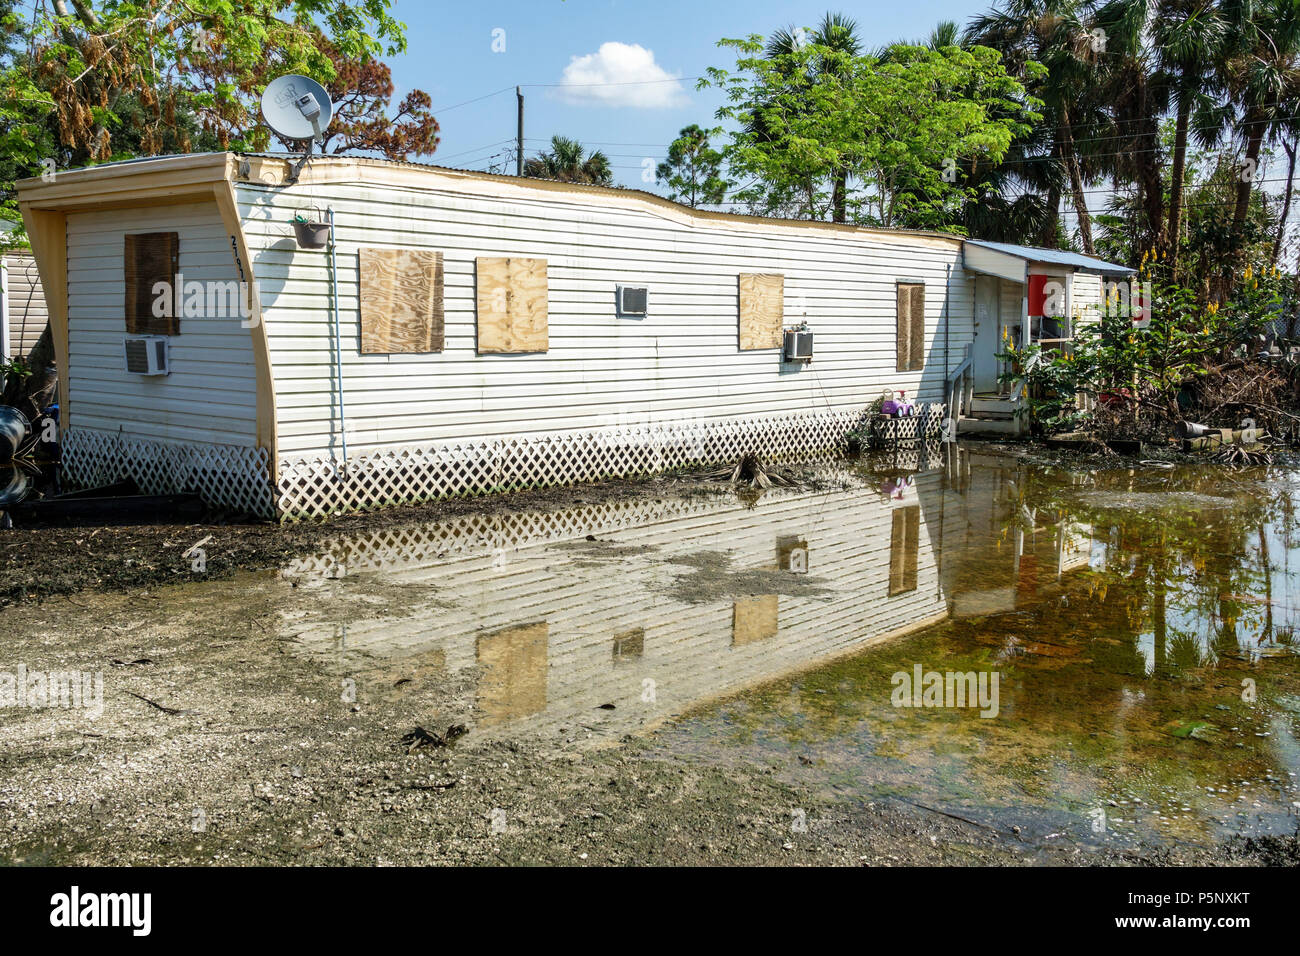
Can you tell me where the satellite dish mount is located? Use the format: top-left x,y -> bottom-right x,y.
260,74 -> 334,184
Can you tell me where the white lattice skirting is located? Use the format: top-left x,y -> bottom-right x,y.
62,406 -> 945,521
275,404 -> 946,521
63,429 -> 275,517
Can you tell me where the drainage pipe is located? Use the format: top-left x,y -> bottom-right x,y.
328,207 -> 348,464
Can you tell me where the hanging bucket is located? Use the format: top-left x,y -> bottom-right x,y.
292,219 -> 330,249
292,205 -> 330,249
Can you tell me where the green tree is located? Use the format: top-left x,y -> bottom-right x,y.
1144,0 -> 1231,272
703,33 -> 1039,229
763,12 -> 863,222
966,0 -> 1109,255
2,1 -> 406,169
524,136 -> 613,186
0,0 -> 408,245
656,125 -> 729,207
1212,0 -> 1300,295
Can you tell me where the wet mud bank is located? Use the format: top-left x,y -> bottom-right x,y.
2,445 -> 1298,865
0,580 -> 1288,866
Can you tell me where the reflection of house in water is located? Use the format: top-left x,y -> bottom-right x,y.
281,450 -> 1092,739
937,451 -> 1092,619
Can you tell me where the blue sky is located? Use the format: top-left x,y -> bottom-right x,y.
389,1 -> 982,191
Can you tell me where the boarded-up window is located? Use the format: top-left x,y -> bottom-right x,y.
889,506 -> 921,596
359,248 -> 444,353
124,232 -> 179,336
896,282 -> 925,371
738,273 -> 784,350
476,256 -> 548,353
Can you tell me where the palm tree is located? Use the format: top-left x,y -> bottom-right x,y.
1144,0 -> 1231,272
966,0 -> 1108,255
1215,0 -> 1300,287
1090,0 -> 1174,260
523,136 -> 613,186
764,12 -> 863,222
927,20 -> 962,50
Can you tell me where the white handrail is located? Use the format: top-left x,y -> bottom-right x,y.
945,344 -> 974,420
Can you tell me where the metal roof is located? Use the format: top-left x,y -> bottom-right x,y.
964,239 -> 1134,277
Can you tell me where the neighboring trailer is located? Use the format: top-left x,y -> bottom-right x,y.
16,153 -> 1129,520
2,249 -> 47,362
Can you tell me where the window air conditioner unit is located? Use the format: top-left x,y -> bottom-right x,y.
124,335 -> 170,376
784,327 -> 813,362
616,284 -> 649,317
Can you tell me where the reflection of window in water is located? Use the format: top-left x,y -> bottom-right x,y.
612,628 -> 644,662
476,621 -> 548,724
889,506 -> 920,596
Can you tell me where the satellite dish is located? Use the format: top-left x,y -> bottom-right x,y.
261,74 -> 333,145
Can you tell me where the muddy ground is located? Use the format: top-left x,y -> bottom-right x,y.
2,442 -> 1297,866
2,576 -> 1293,867
0,471 -> 741,607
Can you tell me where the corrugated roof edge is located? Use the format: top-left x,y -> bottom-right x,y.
965,238 -> 1134,277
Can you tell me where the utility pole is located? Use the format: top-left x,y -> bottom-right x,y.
516,87 -> 524,177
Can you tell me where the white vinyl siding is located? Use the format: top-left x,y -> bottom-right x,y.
238,180 -> 971,459
65,202 -> 257,446
1071,272 -> 1105,322
3,251 -> 47,360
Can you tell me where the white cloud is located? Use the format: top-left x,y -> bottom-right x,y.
556,42 -> 689,109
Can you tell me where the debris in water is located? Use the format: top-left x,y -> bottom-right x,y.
1214,443 -> 1273,467
400,723 -> 468,753
127,691 -> 197,716
702,453 -> 798,490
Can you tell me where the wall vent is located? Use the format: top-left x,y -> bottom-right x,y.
616,285 -> 648,317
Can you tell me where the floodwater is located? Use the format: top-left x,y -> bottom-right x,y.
278,446 -> 1300,852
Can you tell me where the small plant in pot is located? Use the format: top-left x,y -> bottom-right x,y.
291,211 -> 330,249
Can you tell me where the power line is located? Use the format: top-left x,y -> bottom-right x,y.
432,75 -> 700,115
436,138 -> 515,163
430,86 -> 516,115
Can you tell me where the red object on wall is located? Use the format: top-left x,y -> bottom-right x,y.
1027,274 -> 1049,317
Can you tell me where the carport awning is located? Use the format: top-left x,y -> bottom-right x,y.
962,239 -> 1134,283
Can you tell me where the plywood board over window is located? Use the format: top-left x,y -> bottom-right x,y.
476,256 -> 548,353
896,282 -> 925,371
359,248 -> 444,354
124,232 -> 179,336
738,273 -> 784,350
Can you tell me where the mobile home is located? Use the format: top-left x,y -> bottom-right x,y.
16,152 -> 1130,520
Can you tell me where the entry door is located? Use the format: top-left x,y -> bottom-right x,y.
973,276 -> 1001,393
